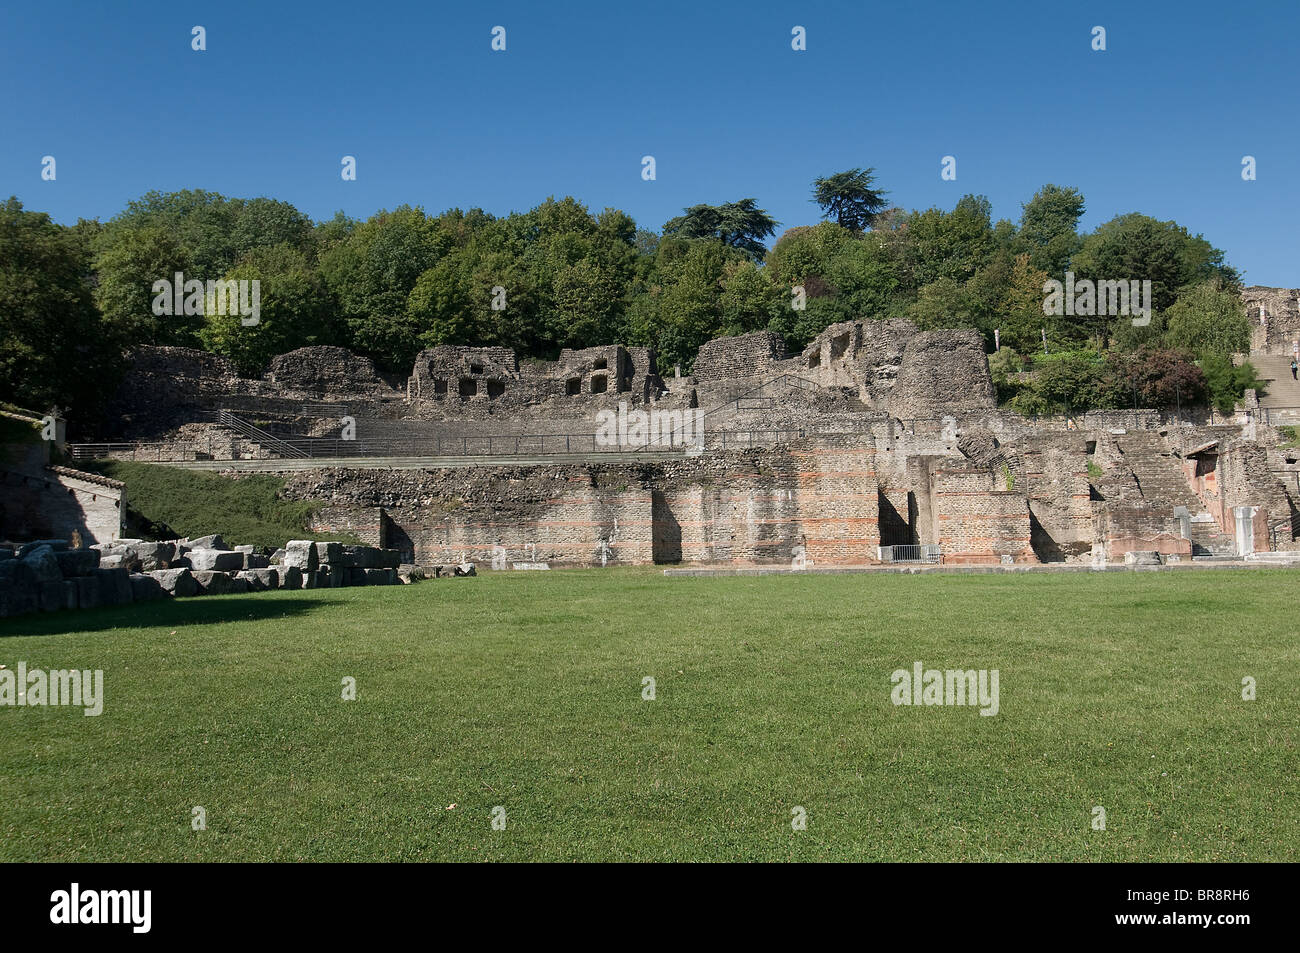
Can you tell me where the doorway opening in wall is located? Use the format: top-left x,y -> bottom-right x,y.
877,488 -> 915,547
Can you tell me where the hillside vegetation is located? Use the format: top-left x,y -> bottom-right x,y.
88,461 -> 357,549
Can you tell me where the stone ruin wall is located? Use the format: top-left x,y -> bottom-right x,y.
77,310 -> 1300,566
930,468 -> 1034,564
1242,286 -> 1300,354
283,433 -> 882,569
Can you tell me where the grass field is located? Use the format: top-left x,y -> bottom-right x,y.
1,568 -> 1295,862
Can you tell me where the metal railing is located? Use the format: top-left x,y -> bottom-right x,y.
878,544 -> 942,564
68,426 -> 813,463
1257,406 -> 1300,426
1268,514 -> 1300,551
216,411 -> 308,458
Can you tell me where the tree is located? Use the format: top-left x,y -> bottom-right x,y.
764,222 -> 898,347
1106,347 -> 1207,409
1200,354 -> 1266,414
718,259 -> 782,337
885,194 -> 995,293
0,197 -> 121,422
662,199 -> 778,261
93,225 -> 194,346
199,244 -> 340,375
1164,279 -> 1251,359
317,205 -> 440,367
812,168 -> 889,232
1072,213 -> 1240,315
997,254 -> 1053,354
1017,184 -> 1084,276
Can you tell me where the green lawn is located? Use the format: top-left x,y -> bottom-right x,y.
1,568 -> 1295,862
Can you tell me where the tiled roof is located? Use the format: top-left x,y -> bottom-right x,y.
44,464 -> 125,490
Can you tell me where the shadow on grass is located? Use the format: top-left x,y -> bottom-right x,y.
0,595 -> 328,638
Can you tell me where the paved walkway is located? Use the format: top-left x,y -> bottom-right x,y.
161,450 -> 691,472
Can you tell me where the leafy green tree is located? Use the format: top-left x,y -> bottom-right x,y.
885,194 -> 995,294
663,199 -> 777,261
996,254 -> 1053,354
1030,350 -> 1119,414
812,168 -> 889,232
0,197 -> 120,421
1200,354 -> 1266,414
719,259 -> 783,337
317,205 -> 440,367
1016,184 -> 1084,276
199,245 -> 340,375
627,237 -> 741,370
1072,213 -> 1240,316
1164,279 -> 1251,359
765,222 -> 898,346
907,278 -> 986,335
93,225 -> 195,346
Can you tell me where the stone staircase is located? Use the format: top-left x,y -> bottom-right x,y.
1249,354 -> 1300,413
1112,431 -> 1237,555
1113,432 -> 1201,508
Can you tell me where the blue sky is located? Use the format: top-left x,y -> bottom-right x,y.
3,0 -> 1296,284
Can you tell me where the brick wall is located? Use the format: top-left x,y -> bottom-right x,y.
933,469 -> 1034,563
285,435 -> 880,569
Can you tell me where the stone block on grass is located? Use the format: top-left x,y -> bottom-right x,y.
192,570 -> 235,595
283,540 -> 319,571
129,573 -> 167,601
150,568 -> 197,597
95,567 -> 133,606
188,549 -> 245,572
55,549 -> 100,577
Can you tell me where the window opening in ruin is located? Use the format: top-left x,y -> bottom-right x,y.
470,364 -> 483,374
830,333 -> 849,360
592,358 -> 607,370
459,378 -> 478,397
591,374 -> 608,394
1085,440 -> 1097,454
566,377 -> 582,396
433,378 -> 448,395
487,379 -> 505,399
808,351 -> 821,369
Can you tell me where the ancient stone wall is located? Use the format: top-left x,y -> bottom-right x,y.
281,434 -> 880,569
265,346 -> 390,396
931,468 -> 1034,563
1094,504 -> 1190,559
0,465 -> 124,545
799,318 -> 918,405
1242,286 -> 1300,354
692,331 -> 787,383
885,330 -> 996,419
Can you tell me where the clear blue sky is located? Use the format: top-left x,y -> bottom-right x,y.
3,0 -> 1296,284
